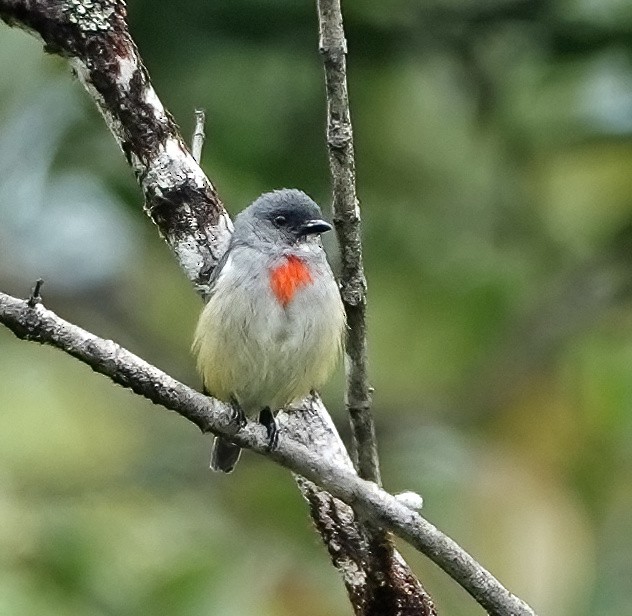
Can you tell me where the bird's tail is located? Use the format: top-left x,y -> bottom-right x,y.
210,436 -> 242,473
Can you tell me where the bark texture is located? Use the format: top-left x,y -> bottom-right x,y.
315,3 -> 439,614
317,0 -> 378,486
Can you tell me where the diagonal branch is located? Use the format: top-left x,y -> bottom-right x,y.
1,0 -> 231,292
0,288 -> 537,616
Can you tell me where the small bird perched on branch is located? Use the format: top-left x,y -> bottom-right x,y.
193,189 -> 346,472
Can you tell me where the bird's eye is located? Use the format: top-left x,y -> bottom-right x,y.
274,215 -> 287,226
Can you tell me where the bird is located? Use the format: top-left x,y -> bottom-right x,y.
192,189 -> 346,472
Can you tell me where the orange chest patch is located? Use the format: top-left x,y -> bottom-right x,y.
270,255 -> 313,307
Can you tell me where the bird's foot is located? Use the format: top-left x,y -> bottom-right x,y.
259,407 -> 279,451
229,397 -> 247,429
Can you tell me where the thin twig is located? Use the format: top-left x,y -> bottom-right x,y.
27,278 -> 44,307
317,0 -> 379,486
0,289 -> 537,616
317,3 -> 428,612
191,108 -> 206,164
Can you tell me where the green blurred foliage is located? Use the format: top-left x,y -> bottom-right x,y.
2,0 -> 632,614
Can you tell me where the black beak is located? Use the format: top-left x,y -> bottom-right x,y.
299,219 -> 332,236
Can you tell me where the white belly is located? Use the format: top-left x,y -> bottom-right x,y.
193,248 -> 345,414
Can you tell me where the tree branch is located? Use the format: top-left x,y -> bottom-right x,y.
0,289 -> 537,616
0,0 -> 231,293
317,0 -> 379,487
315,4 -> 436,614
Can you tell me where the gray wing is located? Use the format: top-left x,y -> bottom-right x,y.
207,245 -> 232,291
201,235 -> 243,300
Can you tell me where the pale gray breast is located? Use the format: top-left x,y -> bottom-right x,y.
197,242 -> 345,412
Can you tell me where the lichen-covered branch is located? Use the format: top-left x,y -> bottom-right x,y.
286,405 -> 436,615
0,0 -> 231,292
296,476 -> 437,616
0,289 -> 537,616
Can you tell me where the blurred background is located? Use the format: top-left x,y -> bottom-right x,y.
1,0 -> 632,614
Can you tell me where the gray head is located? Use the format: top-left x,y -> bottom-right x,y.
234,189 -> 332,246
